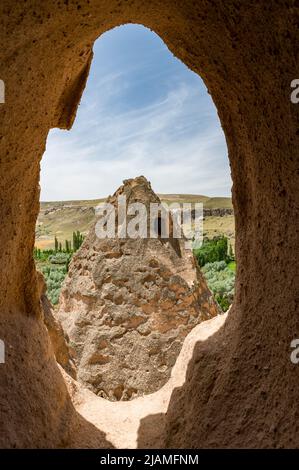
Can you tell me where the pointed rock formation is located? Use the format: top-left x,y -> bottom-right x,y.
57,176 -> 219,400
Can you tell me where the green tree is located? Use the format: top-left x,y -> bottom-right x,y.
65,239 -> 72,253
55,236 -> 59,252
194,236 -> 230,267
73,230 -> 84,251
73,231 -> 77,251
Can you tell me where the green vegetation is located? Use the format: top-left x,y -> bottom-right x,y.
202,261 -> 235,312
194,236 -> 235,312
40,266 -> 67,305
194,235 -> 231,267
34,231 -> 84,305
73,230 -> 84,251
227,261 -> 236,272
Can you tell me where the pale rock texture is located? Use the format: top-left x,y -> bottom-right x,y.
58,176 -> 219,400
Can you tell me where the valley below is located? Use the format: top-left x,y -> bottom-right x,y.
36,193 -> 235,250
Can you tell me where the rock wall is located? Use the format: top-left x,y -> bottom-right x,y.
58,176 -> 219,400
0,0 -> 298,448
202,208 -> 234,218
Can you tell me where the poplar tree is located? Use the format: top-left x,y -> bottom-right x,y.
55,236 -> 59,252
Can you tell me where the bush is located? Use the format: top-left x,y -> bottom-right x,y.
33,248 -> 54,262
215,294 -> 231,312
34,244 -> 73,305
201,260 -> 235,312
41,266 -> 67,305
48,288 -> 61,305
48,252 -> 70,264
202,260 -> 227,273
194,236 -> 231,267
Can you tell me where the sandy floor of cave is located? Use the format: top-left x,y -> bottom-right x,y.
65,313 -> 226,448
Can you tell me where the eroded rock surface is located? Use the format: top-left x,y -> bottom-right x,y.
58,177 -> 219,400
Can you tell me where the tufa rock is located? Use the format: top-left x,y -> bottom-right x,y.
57,176 -> 219,400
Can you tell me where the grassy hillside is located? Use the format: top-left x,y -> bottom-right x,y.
36,194 -> 234,249
202,197 -> 233,210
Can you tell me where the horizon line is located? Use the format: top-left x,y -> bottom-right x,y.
40,192 -> 232,204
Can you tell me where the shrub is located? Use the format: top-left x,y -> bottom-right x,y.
41,266 -> 67,305
201,260 -> 235,312
215,294 -> 231,312
194,236 -> 231,267
48,252 -> 70,264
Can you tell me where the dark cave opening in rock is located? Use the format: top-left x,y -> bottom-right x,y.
153,215 -> 162,238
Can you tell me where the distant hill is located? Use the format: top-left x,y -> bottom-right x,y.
40,194 -> 233,209
36,194 -> 234,249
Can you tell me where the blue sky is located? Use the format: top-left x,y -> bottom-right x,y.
40,24 -> 231,201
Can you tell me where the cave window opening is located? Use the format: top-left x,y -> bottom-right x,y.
36,24 -> 233,401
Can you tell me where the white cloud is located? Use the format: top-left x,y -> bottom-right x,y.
40,25 -> 231,201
